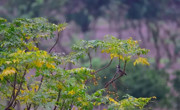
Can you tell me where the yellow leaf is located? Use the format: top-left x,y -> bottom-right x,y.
58,26 -> 66,32
0,75 -> 4,80
12,59 -> 18,63
105,50 -> 110,53
110,54 -> 114,59
21,90 -> 25,94
26,36 -> 30,40
77,97 -> 82,101
133,61 -> 137,66
2,67 -> 16,76
109,97 -> 115,102
46,63 -> 55,69
119,55 -> 124,60
34,60 -> 44,67
68,90 -> 75,95
101,50 -> 105,53
108,97 -> 118,105
51,65 -> 55,69
127,37 -> 132,44
17,49 -> 25,54
34,85 -> 39,91
97,102 -> 101,106
93,102 -> 96,105
57,83 -> 63,89
133,57 -> 150,66
82,102 -> 88,106
142,58 -> 150,66
152,96 -> 157,99
15,89 -> 18,94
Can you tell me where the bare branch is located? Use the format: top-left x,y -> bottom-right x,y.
4,77 -> 14,87
53,89 -> 62,110
9,73 -> 17,104
105,69 -> 126,88
92,59 -> 113,74
38,76 -> 44,91
49,31 -> 61,53
5,66 -> 27,110
123,60 -> 127,72
88,52 -> 92,69
38,32 -> 61,92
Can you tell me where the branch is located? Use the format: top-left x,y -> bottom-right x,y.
92,59 -> 113,74
5,66 -> 27,110
53,89 -> 62,110
9,73 -> 17,105
37,75 -> 44,91
12,73 -> 17,99
123,60 -> 127,72
4,77 -> 14,87
87,52 -> 92,69
38,32 -> 61,92
49,31 -> 61,53
27,103 -> 32,110
105,69 -> 126,88
105,63 -> 126,88
111,65 -> 120,82
33,37 -> 39,48
60,100 -> 65,110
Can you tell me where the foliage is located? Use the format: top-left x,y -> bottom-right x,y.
108,94 -> 155,110
72,35 -> 149,66
85,58 -> 169,107
0,17 -> 153,110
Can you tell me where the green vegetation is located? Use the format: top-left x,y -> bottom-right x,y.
0,17 -> 154,110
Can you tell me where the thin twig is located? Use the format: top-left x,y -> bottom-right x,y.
7,72 -> 17,110
92,59 -> 113,74
123,60 -> 127,72
37,76 -> 44,91
60,100 -> 65,110
49,31 -> 60,53
38,32 -> 61,92
28,104 -> 32,110
5,66 -> 27,110
13,68 -> 27,99
105,69 -> 126,88
104,66 -> 120,88
12,73 -> 17,99
9,72 -> 17,102
33,37 -> 39,48
88,52 -> 92,69
111,65 -> 120,82
26,103 -> 32,110
12,100 -> 17,108
53,89 -> 62,110
4,77 -> 14,87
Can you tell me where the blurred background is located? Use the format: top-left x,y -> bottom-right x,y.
0,0 -> 180,109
